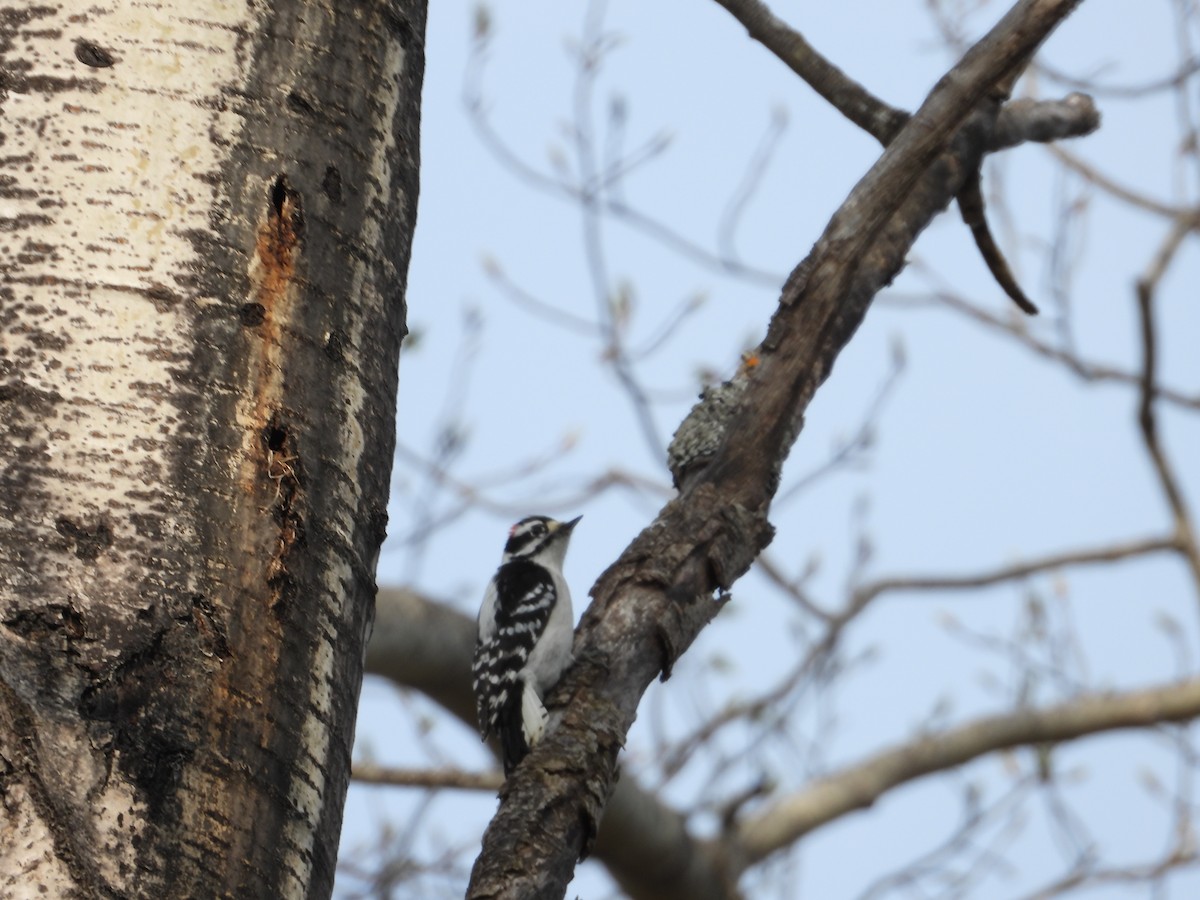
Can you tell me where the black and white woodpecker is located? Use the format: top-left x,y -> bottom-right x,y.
471,514 -> 581,775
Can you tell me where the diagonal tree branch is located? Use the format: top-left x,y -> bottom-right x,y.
466,3 -> 1088,898
731,678 -> 1200,867
710,0 -> 908,142
364,587 -> 740,900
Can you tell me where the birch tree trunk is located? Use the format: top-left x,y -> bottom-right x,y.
0,2 -> 425,897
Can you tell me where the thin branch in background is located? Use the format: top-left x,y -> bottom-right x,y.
667,535 -> 1182,797
571,0 -> 666,462
1016,845 -> 1200,900
595,116 -> 674,194
718,106 -> 789,264
463,3 -> 783,288
1169,0 -> 1200,198
1036,775 -> 1096,867
480,255 -> 598,336
1033,55 -> 1200,100
814,535 -> 1182,711
1048,144 -> 1195,220
652,627 -> 830,784
755,550 -> 831,620
850,535 -> 1182,611
776,338 -> 906,505
1135,215 -> 1200,603
401,308 -> 484,581
855,776 -> 1033,900
1044,163 -> 1090,352
628,290 -> 708,362
733,678 -> 1200,867
338,800 -> 472,900
389,441 -> 670,543
352,762 -> 503,792
605,197 -> 785,285
892,267 -> 1200,411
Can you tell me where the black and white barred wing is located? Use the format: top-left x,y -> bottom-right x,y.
471,559 -> 557,743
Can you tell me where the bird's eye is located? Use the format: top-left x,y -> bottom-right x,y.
532,522 -> 547,536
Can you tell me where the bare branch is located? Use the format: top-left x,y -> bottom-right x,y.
352,763 -> 503,792
957,167 -> 1040,314
919,287 -> 1200,411
1015,841 -> 1197,898
733,679 -> 1200,867
852,535 -> 1182,610
1034,55 -> 1200,99
990,93 -> 1101,149
710,0 -> 908,142
365,587 -> 740,900
464,15 -> 783,287
1049,145 -> 1196,220
1136,219 -> 1200,599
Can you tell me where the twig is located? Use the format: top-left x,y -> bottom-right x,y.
776,338 -> 905,505
957,167 -> 1039,313
464,16 -> 782,288
1015,844 -> 1199,899
573,1 -> 665,462
850,535 -> 1182,611
918,287 -> 1200,411
352,762 -> 503,792
1135,217 -> 1200,600
710,0 -> 908,142
1048,145 -> 1194,220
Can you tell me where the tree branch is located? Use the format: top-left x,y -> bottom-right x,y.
990,92 -> 1100,149
1049,145 -> 1194,220
957,168 -> 1040,314
364,587 -> 740,900
710,0 -> 908,142
467,3 -> 1088,897
1135,219 -> 1200,600
851,535 -> 1182,610
925,287 -> 1200,411
351,763 -> 502,792
732,678 -> 1200,867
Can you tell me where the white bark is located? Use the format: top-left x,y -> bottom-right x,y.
2,6 -> 260,895
0,1 -> 425,896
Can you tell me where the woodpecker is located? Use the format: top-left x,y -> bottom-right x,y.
472,514 -> 580,774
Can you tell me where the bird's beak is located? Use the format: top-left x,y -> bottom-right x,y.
559,515 -> 582,533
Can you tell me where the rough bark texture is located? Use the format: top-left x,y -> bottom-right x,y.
367,588 -> 740,900
466,1 -> 1085,898
0,1 -> 425,897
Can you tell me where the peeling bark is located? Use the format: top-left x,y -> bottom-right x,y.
0,1 -> 426,897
